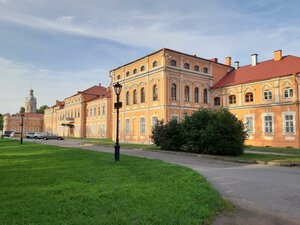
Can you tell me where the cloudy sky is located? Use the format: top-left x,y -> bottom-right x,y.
1,0 -> 300,113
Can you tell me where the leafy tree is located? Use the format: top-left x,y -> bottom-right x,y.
19,107 -> 25,113
37,105 -> 48,114
0,113 -> 3,130
152,109 -> 246,156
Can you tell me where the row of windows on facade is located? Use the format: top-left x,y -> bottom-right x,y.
125,84 -> 209,105
58,106 -> 106,120
245,113 -> 295,134
11,121 -> 40,126
86,124 -> 106,136
124,117 -> 158,135
213,87 -> 294,106
116,60 -> 209,80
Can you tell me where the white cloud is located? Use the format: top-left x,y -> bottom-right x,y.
0,57 -> 109,114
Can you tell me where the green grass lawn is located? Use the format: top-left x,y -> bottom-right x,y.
246,146 -> 300,155
0,139 -> 228,225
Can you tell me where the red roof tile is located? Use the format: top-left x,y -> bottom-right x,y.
212,55 -> 300,89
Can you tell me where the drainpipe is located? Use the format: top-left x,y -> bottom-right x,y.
293,73 -> 300,149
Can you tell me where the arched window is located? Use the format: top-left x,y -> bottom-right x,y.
194,87 -> 199,103
245,92 -> 254,102
171,83 -> 176,100
170,60 -> 177,66
126,91 -> 130,105
203,67 -> 208,73
133,68 -> 137,74
194,65 -> 199,71
153,84 -> 158,101
133,89 -> 137,104
140,88 -> 145,103
140,65 -> 145,72
126,71 -> 130,77
214,97 -> 220,106
184,86 -> 190,102
229,95 -> 236,104
117,75 -> 121,80
203,88 -> 208,103
152,61 -> 158,67
184,63 -> 190,69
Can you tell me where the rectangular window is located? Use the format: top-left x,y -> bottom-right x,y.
140,118 -> 145,134
264,116 -> 273,133
245,116 -> 254,134
284,88 -> 293,98
102,106 -> 105,115
98,106 -> 100,116
102,124 -> 105,137
126,119 -> 130,134
285,114 -> 294,133
152,116 -> 158,127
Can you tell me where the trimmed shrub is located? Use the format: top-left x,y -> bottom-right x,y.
152,109 -> 246,156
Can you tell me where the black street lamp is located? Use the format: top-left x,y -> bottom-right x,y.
113,82 -> 122,161
20,113 -> 25,144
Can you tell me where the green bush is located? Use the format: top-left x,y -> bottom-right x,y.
152,109 -> 246,156
151,119 -> 185,151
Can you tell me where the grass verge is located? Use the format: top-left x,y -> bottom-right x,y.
0,139 -> 229,225
246,146 -> 300,155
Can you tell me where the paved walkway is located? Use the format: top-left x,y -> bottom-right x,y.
28,139 -> 300,225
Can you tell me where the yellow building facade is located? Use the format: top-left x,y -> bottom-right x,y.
109,48 -> 231,144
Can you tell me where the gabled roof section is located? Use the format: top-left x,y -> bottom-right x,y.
212,55 -> 300,89
66,84 -> 108,99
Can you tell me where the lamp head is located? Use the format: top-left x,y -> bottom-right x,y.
113,82 -> 122,96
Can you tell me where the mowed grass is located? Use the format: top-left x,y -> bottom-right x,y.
0,139 -> 228,225
246,146 -> 300,155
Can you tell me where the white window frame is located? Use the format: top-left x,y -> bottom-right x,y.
282,111 -> 296,135
283,87 -> 293,98
262,112 -> 274,135
140,117 -> 146,134
152,116 -> 158,127
125,119 -> 130,134
263,90 -> 272,101
244,114 -> 255,135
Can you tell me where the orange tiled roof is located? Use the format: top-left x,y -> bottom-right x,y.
81,85 -> 108,96
212,55 -> 300,89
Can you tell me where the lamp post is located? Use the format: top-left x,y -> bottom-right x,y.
20,113 -> 25,144
113,82 -> 122,161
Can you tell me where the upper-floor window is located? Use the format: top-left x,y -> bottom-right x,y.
171,83 -> 177,100
203,67 -> 208,73
194,87 -> 199,103
140,66 -> 145,72
214,97 -> 220,106
194,65 -> 199,71
126,71 -> 130,77
140,88 -> 145,103
283,88 -> 293,98
170,60 -> 177,66
117,75 -> 121,80
98,106 -> 100,116
264,90 -> 272,100
93,107 -> 96,116
102,106 -> 105,115
245,92 -> 254,102
133,68 -> 137,74
126,91 -> 130,105
152,61 -> 158,67
184,63 -> 190,69
203,88 -> 208,103
229,95 -> 236,104
153,84 -> 158,101
184,86 -> 190,102
90,108 -> 93,117
133,89 -> 137,104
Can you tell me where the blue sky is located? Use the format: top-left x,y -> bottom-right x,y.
1,0 -> 300,113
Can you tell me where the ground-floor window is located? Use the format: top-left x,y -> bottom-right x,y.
140,118 -> 145,134
283,112 -> 295,134
126,119 -> 130,134
262,113 -> 274,134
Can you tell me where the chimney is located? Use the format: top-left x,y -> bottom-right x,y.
251,54 -> 258,66
225,56 -> 231,66
99,83 -> 102,87
234,61 -> 239,69
274,50 -> 282,61
210,58 -> 218,63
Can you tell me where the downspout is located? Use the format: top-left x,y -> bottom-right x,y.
293,73 -> 300,149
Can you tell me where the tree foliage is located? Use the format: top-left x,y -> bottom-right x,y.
19,107 -> 25,113
37,105 -> 48,114
151,109 -> 247,156
0,113 -> 3,130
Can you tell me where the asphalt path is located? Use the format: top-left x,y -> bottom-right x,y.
25,139 -> 300,225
